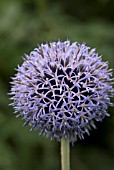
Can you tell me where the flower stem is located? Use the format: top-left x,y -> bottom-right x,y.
61,137 -> 70,170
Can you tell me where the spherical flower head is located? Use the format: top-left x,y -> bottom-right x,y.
9,40 -> 114,143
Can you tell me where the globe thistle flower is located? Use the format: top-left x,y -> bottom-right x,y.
9,40 -> 114,143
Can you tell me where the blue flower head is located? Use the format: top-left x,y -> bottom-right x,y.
9,40 -> 114,143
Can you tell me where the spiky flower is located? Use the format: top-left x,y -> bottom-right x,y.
9,40 -> 114,143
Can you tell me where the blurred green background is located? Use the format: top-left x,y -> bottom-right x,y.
0,0 -> 114,170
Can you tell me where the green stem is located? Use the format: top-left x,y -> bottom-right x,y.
61,137 -> 70,170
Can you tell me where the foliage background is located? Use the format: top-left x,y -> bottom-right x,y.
0,0 -> 114,170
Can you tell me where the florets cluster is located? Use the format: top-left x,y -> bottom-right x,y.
9,40 -> 114,142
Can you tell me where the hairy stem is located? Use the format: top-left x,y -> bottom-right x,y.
61,137 -> 70,170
